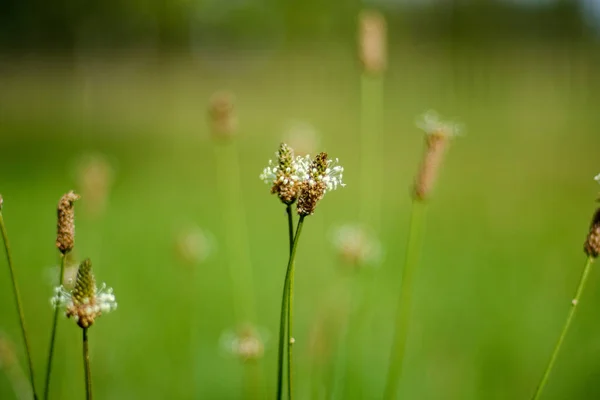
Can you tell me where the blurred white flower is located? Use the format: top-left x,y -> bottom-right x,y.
416,110 -> 463,138
219,324 -> 269,363
174,225 -> 216,265
595,173 -> 600,184
330,224 -> 383,267
283,121 -> 320,156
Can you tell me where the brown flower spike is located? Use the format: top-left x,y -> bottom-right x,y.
413,111 -> 461,201
297,152 -> 345,216
56,191 -> 80,254
208,91 -> 238,139
584,208 -> 600,258
259,143 -> 305,205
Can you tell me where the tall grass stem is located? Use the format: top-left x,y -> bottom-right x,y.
0,211 -> 39,400
276,204 -> 295,399
531,256 -> 596,400
43,254 -> 67,400
276,215 -> 305,399
383,201 -> 427,399
82,328 -> 92,400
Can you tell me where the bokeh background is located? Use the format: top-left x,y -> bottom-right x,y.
2,0 -> 600,399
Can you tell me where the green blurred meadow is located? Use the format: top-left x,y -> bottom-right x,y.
2,4 -> 600,399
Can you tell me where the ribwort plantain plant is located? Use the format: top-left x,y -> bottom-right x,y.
44,190 -> 80,400
262,147 -> 345,399
530,176 -> 600,400
384,111 -> 461,399
0,195 -> 39,400
51,258 -> 117,400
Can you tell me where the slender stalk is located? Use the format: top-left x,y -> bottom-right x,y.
383,201 -> 427,399
276,204 -> 295,399
0,211 -> 39,400
44,253 -> 67,400
287,216 -> 305,400
82,328 -> 92,400
531,257 -> 596,400
276,216 -> 305,399
359,74 -> 384,230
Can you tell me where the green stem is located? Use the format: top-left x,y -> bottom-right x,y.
531,257 -> 596,400
44,253 -> 67,400
287,216 -> 305,400
0,211 -> 39,400
383,200 -> 427,400
276,205 -> 295,399
82,328 -> 92,400
276,215 -> 305,399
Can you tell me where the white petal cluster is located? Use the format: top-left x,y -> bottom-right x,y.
51,282 -> 117,322
259,155 -> 309,186
416,110 -> 462,137
318,158 -> 345,193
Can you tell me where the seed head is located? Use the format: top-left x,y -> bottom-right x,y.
56,191 -> 80,254
76,153 -> 114,218
358,10 -> 387,75
584,208 -> 600,258
260,143 -> 308,205
208,91 -> 238,139
51,258 -> 117,329
297,152 -> 345,216
413,111 -> 461,201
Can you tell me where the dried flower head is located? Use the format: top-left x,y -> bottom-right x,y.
76,153 -> 114,218
260,143 -> 308,205
51,258 -> 117,329
414,111 -> 461,201
297,152 -> 345,216
220,325 -> 268,363
56,191 -> 80,254
358,10 -> 387,75
331,224 -> 382,268
174,225 -> 215,265
208,91 -> 238,139
584,208 -> 600,258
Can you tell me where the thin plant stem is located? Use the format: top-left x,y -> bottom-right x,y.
531,256 -> 596,400
383,200 -> 427,400
276,204 -> 295,399
0,211 -> 39,400
82,328 -> 92,400
359,73 -> 384,230
276,215 -> 305,399
44,253 -> 67,400
287,216 -> 305,400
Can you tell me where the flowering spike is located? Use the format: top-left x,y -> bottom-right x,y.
51,258 -> 117,329
297,152 -> 345,216
414,111 -> 461,201
56,191 -> 80,254
260,143 -> 309,205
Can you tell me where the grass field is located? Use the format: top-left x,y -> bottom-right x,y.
1,43 -> 600,399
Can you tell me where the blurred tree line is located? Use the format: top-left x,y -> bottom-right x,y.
0,0 -> 594,52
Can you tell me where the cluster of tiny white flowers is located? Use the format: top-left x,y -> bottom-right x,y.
303,157 -> 345,193
51,282 -> 117,321
259,155 -> 310,186
416,110 -> 463,137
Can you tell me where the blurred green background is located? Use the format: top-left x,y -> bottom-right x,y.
2,0 -> 600,399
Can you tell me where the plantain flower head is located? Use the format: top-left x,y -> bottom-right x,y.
56,191 -> 80,254
297,152 -> 345,216
260,143 -> 309,205
51,258 -> 117,329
